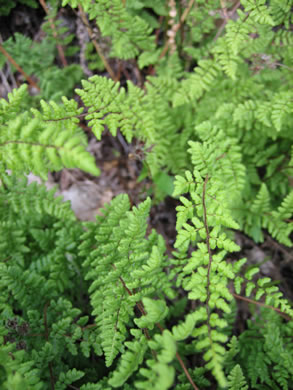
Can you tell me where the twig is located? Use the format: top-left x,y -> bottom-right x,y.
233,293 -> 292,321
175,351 -> 199,390
78,5 -> 116,80
160,0 -> 195,59
39,0 -> 68,67
0,44 -> 40,91
0,68 -> 11,94
0,33 -> 17,90
220,0 -> 229,22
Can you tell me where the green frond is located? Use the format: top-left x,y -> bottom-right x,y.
134,298 -> 168,330
80,195 -> 172,367
227,365 -> 248,390
241,0 -> 275,26
0,93 -> 99,178
0,84 -> 29,124
55,369 -> 85,390
172,60 -> 220,106
135,331 -> 177,390
1,1 -> 293,389
135,361 -> 175,390
109,330 -> 148,388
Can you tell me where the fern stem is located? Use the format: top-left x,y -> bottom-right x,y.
156,322 -> 199,390
78,5 -> 116,80
0,44 -> 40,91
175,352 -> 199,390
232,293 -> 292,321
38,0 -> 68,67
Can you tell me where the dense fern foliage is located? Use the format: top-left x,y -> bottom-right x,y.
0,0 -> 293,389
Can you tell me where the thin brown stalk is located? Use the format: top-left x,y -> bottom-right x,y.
39,0 -> 68,67
78,5 -> 116,80
176,352 -> 199,390
0,44 -> 40,91
233,293 -> 292,321
160,0 -> 195,59
220,0 -> 229,22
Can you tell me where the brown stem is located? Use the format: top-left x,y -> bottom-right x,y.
160,0 -> 195,59
220,0 -> 229,22
0,44 -> 40,91
68,385 -> 80,390
176,352 -> 199,390
156,321 -> 199,390
233,293 -> 292,321
78,5 -> 116,80
39,0 -> 68,67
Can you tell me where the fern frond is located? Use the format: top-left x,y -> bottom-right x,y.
227,365 -> 248,390
109,329 -> 148,388
0,94 -> 99,178
80,195 -> 171,367
241,0 -> 275,26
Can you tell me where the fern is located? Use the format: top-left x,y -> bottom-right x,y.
227,365 -> 248,390
1,1 -> 293,389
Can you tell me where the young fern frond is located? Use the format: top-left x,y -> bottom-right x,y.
171,166 -> 292,387
227,365 -> 248,390
135,329 -> 176,390
172,170 -> 242,386
108,329 -> 148,388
